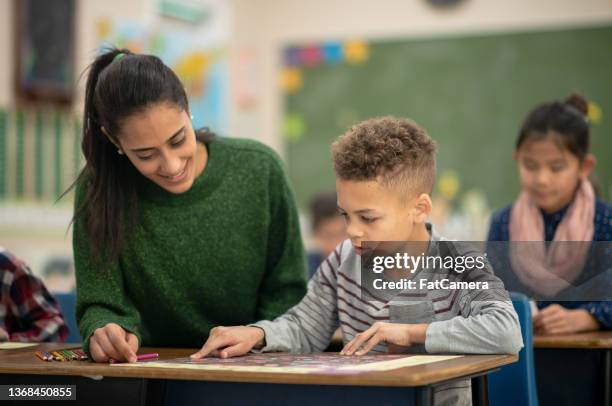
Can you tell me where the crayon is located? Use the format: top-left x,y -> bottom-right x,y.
74,349 -> 88,360
61,350 -> 75,360
109,352 -> 159,364
136,353 -> 159,361
51,351 -> 66,361
34,351 -> 49,362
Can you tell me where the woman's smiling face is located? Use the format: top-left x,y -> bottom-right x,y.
112,103 -> 201,194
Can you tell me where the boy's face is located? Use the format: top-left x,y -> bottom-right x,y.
336,179 -> 431,256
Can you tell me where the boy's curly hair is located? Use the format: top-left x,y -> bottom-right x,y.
331,116 -> 437,196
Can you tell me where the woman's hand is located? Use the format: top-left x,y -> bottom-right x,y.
341,322 -> 428,356
0,327 -> 9,342
89,323 -> 139,363
534,304 -> 600,335
190,326 -> 265,359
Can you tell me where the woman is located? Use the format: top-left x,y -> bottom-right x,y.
71,48 -> 306,362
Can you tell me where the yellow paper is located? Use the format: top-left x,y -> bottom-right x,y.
279,68 -> 303,93
344,41 -> 369,64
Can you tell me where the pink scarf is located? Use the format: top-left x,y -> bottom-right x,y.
509,180 -> 595,297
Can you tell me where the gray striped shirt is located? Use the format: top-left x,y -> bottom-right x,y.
252,229 -> 523,405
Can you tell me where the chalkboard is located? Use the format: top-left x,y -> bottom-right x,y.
283,25 -> 612,211
16,0 -> 75,104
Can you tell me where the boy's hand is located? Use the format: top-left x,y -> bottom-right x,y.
190,326 -> 265,359
341,322 -> 428,356
534,304 -> 599,335
89,323 -> 139,363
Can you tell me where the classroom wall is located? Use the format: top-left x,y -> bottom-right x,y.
1,0 -> 611,278
0,0 -> 149,109
0,0 -> 13,107
2,0 -> 611,152
229,0 -> 612,153
0,0 -> 149,279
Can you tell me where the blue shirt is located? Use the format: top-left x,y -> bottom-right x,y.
487,199 -> 612,329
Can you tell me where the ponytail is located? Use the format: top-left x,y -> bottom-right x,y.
65,47 -> 190,263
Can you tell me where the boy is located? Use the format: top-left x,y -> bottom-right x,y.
0,248 -> 69,342
307,190 -> 347,278
192,117 -> 523,405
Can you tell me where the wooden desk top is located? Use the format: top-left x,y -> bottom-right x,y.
534,331 -> 612,349
0,344 -> 517,387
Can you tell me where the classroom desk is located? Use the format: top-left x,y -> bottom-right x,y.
0,344 -> 516,406
534,331 -> 612,406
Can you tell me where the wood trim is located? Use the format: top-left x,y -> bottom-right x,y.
534,331 -> 612,349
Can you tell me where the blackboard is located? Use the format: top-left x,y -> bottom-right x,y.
16,0 -> 75,104
283,25 -> 612,211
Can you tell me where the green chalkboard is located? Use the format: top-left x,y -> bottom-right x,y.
283,25 -> 612,211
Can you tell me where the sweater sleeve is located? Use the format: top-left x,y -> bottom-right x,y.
254,153 -> 307,321
425,262 -> 524,355
576,302 -> 612,330
73,180 -> 142,355
250,248 -> 341,353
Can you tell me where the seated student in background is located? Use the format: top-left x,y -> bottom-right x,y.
307,190 -> 347,278
193,117 -> 523,406
0,248 -> 69,342
487,94 -> 612,334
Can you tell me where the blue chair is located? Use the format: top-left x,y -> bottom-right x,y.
53,292 -> 82,343
488,292 -> 539,406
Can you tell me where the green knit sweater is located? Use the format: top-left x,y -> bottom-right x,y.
73,137 -> 307,353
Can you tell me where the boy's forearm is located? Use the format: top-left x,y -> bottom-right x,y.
405,323 -> 429,344
251,326 -> 266,349
425,303 -> 523,354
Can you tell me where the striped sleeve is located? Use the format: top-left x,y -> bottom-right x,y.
425,264 -> 523,355
250,248 -> 342,353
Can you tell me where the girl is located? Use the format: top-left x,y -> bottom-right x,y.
488,94 -> 611,335
69,48 -> 306,362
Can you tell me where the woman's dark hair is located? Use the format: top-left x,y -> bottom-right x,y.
65,47 -> 207,263
516,93 -> 591,160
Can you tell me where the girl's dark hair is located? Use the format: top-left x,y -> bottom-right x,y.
516,93 -> 591,160
66,47 -> 207,263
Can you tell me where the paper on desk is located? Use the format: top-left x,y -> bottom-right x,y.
111,354 -> 464,373
336,355 -> 462,371
0,342 -> 39,349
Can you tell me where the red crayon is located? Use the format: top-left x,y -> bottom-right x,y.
74,349 -> 88,360
109,352 -> 159,364
136,353 -> 159,361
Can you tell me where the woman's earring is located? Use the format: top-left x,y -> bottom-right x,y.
117,149 -> 124,155
190,114 -> 194,121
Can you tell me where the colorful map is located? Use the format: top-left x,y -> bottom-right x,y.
111,353 -> 462,374
96,19 -> 228,135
